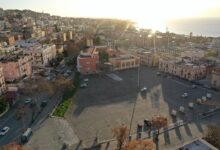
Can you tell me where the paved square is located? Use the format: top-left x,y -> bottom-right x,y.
67,67 -> 220,149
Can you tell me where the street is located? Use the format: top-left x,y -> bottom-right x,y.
0,90 -> 63,147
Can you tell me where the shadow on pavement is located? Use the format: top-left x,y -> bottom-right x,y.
163,127 -> 171,145
174,126 -> 182,140
183,123 -> 192,136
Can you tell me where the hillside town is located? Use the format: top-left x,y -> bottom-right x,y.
0,8 -> 220,150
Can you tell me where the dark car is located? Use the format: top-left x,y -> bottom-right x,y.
40,101 -> 47,108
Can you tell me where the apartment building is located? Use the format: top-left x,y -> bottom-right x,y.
159,57 -> 206,81
0,34 -> 15,46
25,44 -> 56,67
0,67 -> 6,95
77,53 -> 99,75
109,54 -> 140,71
0,53 -> 32,81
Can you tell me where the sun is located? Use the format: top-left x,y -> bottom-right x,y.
134,19 -> 166,32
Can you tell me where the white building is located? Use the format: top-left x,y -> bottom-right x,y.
25,44 -> 56,67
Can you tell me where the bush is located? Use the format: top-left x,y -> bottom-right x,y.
0,99 -> 7,114
52,72 -> 81,117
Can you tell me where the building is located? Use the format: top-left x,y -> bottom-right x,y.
25,44 -> 56,67
86,39 -> 94,47
180,50 -> 205,61
109,54 -> 140,71
211,67 -> 220,90
159,57 -> 207,81
77,53 -> 99,75
0,67 -> 6,95
176,138 -> 218,150
132,50 -> 159,67
66,31 -> 73,40
0,53 -> 32,81
0,34 -> 15,46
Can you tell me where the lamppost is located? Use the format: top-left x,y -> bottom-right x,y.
128,35 -> 142,137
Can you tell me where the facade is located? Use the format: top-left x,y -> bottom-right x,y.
86,39 -> 94,47
109,54 -> 140,71
0,54 -> 32,81
0,67 -> 6,95
159,57 -> 207,81
77,53 -> 99,75
133,51 -> 159,67
180,50 -> 205,61
0,34 -> 15,46
25,44 -> 56,67
211,68 -> 220,90
66,31 -> 73,40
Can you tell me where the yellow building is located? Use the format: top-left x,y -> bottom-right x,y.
109,54 -> 140,71
159,57 -> 207,81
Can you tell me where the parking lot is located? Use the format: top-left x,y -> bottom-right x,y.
67,66 -> 220,148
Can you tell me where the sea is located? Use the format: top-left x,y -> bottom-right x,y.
166,18 -> 220,37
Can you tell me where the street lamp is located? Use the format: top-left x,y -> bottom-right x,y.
148,30 -> 156,53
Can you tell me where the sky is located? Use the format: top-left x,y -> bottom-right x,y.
1,0 -> 220,31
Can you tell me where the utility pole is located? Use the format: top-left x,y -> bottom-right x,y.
137,65 -> 140,89
128,64 -> 140,136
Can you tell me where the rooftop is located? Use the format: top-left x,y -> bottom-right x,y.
0,52 -> 29,62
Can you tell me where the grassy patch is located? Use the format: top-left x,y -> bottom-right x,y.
52,72 -> 80,117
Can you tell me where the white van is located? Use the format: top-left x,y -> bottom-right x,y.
21,128 -> 32,143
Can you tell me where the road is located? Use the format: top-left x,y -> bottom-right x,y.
0,90 -> 63,147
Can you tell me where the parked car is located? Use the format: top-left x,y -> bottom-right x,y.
191,84 -> 196,89
80,83 -> 87,88
0,126 -> 10,135
21,128 -> 32,143
24,98 -> 32,104
162,74 -> 168,78
84,78 -> 89,82
40,101 -> 47,108
156,72 -> 161,76
206,93 -> 212,99
181,93 -> 188,98
141,86 -> 147,92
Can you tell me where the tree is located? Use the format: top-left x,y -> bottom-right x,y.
1,142 -> 22,150
94,36 -> 101,45
112,125 -> 128,150
54,24 -> 61,32
122,140 -> 155,150
0,98 -> 7,114
204,125 -> 220,148
151,116 -> 168,139
99,51 -> 109,63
